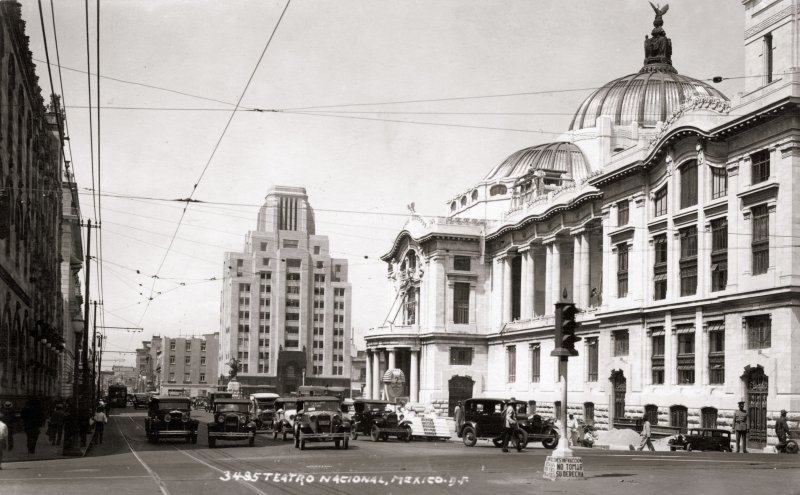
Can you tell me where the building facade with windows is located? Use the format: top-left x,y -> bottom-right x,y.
367,2 -> 799,448
219,186 -> 352,395
155,334 -> 219,397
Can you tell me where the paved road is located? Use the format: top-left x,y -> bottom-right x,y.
2,408 -> 798,495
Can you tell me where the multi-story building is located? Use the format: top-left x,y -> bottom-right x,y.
143,334 -> 219,397
0,1 -> 72,407
107,365 -> 138,393
219,186 -> 352,395
368,2 -> 800,449
60,170 -> 83,399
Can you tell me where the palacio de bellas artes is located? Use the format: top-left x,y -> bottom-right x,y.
369,0 -> 800,451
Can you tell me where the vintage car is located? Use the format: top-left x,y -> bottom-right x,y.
205,391 -> 233,412
293,396 -> 351,450
144,396 -> 199,444
668,428 -> 732,452
349,399 -> 412,442
133,393 -> 151,409
512,400 -> 559,449
207,398 -> 257,448
458,398 -> 533,450
250,392 -> 280,430
272,397 -> 298,441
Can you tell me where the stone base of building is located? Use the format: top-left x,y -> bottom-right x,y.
543,456 -> 584,481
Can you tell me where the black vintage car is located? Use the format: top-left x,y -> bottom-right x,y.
249,393 -> 279,430
207,398 -> 257,448
272,397 -> 298,441
144,396 -> 199,444
133,393 -> 151,409
668,428 -> 732,452
205,392 -> 233,412
293,396 -> 351,450
349,399 -> 412,442
459,398 -> 558,450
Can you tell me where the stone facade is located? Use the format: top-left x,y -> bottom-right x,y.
368,3 -> 800,448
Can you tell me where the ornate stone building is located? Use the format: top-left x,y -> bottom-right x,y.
219,186 -> 352,395
368,1 -> 799,449
0,1 -> 71,407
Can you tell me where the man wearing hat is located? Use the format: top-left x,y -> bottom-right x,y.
775,409 -> 790,446
733,400 -> 749,453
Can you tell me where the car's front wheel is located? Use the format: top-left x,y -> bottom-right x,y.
542,433 -> 559,450
462,426 -> 477,447
685,443 -> 694,452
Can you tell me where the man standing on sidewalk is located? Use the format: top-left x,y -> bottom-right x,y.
637,415 -> 655,451
734,400 -> 749,453
49,404 -> 65,446
0,411 -> 13,469
21,399 -> 44,454
93,407 -> 108,445
500,399 -> 520,453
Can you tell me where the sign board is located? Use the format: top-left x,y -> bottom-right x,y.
543,456 -> 584,481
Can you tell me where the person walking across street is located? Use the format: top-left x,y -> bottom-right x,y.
637,415 -> 655,451
775,409 -> 790,446
93,407 -> 108,445
20,399 -> 44,454
500,399 -> 520,453
454,401 -> 464,435
0,412 -> 13,469
734,400 -> 749,453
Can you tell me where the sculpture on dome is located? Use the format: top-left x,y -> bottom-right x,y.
643,2 -> 672,67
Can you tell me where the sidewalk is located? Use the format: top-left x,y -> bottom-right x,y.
4,428 -> 93,463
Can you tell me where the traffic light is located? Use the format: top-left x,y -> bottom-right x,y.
551,302 -> 581,357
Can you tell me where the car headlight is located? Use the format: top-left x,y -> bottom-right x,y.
217,416 -> 225,423
310,415 -> 317,422
247,421 -> 256,428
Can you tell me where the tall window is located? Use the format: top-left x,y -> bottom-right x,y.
670,405 -> 688,429
701,407 -> 718,429
645,404 -> 659,426
708,322 -> 725,384
752,204 -> 769,274
711,218 -> 728,292
613,330 -> 629,356
746,315 -> 771,349
584,402 -> 595,424
506,346 -> 516,383
679,160 -> 698,208
617,200 -> 629,226
586,338 -> 598,382
677,328 -> 695,384
679,226 -> 698,296
651,330 -> 665,384
617,244 -> 628,298
764,33 -> 773,85
711,166 -> 728,199
530,344 -> 540,383
653,235 -> 667,300
751,149 -> 770,184
654,187 -> 668,217
453,256 -> 471,271
453,282 -> 470,324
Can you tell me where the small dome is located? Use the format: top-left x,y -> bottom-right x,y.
483,141 -> 591,182
569,66 -> 728,130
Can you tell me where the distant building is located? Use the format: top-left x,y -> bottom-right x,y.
219,186 -> 352,395
108,365 -> 137,393
154,334 -> 219,397
369,2 -> 800,449
135,336 -> 162,393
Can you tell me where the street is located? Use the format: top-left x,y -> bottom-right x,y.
2,409 -> 798,495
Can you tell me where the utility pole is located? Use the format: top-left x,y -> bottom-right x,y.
91,300 -> 98,410
97,334 -> 105,399
80,219 -> 92,448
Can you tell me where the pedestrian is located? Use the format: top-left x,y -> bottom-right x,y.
734,400 -> 749,453
0,411 -> 13,469
49,404 -> 65,446
567,414 -> 579,447
636,415 -> 655,451
500,398 -> 520,453
775,409 -> 790,446
20,398 -> 44,454
454,401 -> 464,435
93,407 -> 108,445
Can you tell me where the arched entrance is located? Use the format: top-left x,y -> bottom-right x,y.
741,365 -> 768,449
609,369 -> 626,425
448,375 -> 474,416
280,362 -> 300,395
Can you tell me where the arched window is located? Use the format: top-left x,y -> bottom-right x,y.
701,407 -> 718,428
644,404 -> 659,425
450,202 -> 456,212
679,160 -> 698,208
489,184 -> 507,196
670,405 -> 688,429
471,190 -> 478,201
460,196 -> 467,206
584,402 -> 595,424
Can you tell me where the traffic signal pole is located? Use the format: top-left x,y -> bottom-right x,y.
553,355 -> 573,458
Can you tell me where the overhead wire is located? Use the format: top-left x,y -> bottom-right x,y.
137,0 -> 292,328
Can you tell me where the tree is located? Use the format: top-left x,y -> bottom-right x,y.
228,358 -> 241,379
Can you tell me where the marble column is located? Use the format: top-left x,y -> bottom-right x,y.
371,351 -> 381,399
527,246 -> 536,318
551,241 -> 562,309
580,232 -> 591,308
410,349 -> 419,402
544,244 -> 553,312
573,235 -> 582,306
520,249 -> 530,319
388,347 -> 396,370
503,256 -> 513,323
365,350 -> 373,399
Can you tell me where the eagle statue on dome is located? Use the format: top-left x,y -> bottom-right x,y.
649,2 -> 669,22
644,2 -> 672,67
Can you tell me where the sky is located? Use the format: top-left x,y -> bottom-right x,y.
18,0 -> 744,368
